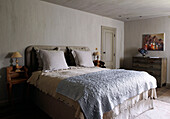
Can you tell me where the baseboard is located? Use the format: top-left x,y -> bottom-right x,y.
166,83 -> 170,87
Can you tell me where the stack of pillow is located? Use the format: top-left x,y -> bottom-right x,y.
34,47 -> 94,71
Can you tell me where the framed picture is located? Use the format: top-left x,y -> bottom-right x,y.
142,33 -> 165,51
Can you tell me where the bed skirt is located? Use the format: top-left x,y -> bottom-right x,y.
30,86 -> 156,119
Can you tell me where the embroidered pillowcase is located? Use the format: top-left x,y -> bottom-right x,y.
39,50 -> 69,71
73,50 -> 94,67
34,47 -> 59,70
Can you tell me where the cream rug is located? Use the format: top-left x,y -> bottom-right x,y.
136,100 -> 170,119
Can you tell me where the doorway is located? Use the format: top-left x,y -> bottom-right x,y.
101,26 -> 116,69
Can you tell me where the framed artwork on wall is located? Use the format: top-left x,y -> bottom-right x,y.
142,33 -> 165,51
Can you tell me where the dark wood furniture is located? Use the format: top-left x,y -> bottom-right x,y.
6,66 -> 28,103
132,56 -> 167,87
93,60 -> 106,68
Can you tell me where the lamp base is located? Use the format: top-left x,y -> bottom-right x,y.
15,64 -> 21,72
15,69 -> 21,72
15,58 -> 21,72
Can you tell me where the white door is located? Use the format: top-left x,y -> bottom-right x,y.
101,26 -> 116,69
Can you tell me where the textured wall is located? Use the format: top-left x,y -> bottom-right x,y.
0,0 -> 124,103
124,16 -> 170,83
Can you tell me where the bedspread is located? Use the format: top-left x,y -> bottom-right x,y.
27,67 -> 107,97
56,69 -> 157,119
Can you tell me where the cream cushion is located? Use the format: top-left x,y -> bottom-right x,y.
34,47 -> 59,70
40,50 -> 69,71
74,50 -> 94,67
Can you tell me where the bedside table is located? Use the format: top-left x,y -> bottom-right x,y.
6,66 -> 28,103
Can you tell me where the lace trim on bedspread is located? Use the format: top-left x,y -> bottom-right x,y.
55,89 -> 157,119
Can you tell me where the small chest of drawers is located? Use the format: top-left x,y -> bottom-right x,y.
132,57 -> 167,87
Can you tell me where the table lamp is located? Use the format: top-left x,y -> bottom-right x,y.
11,52 -> 22,71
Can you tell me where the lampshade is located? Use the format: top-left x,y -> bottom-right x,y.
95,51 -> 100,56
11,52 -> 22,58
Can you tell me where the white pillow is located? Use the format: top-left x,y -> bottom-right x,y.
74,50 -> 94,67
39,50 -> 69,71
34,47 -> 59,70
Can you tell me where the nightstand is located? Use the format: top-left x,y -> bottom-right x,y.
93,60 -> 106,68
6,66 -> 28,103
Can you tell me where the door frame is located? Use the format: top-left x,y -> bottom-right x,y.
101,26 -> 116,68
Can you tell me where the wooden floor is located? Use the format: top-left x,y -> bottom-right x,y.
0,85 -> 170,119
0,101 -> 51,119
156,84 -> 170,103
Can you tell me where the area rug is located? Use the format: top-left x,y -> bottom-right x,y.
136,100 -> 170,119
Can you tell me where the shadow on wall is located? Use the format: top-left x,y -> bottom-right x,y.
5,52 -> 14,66
123,57 -> 132,69
124,47 -> 138,69
120,58 -> 124,69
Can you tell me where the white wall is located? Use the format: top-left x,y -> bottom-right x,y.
0,0 -> 124,102
124,16 -> 170,83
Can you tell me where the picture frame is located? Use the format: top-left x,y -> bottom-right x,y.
142,33 -> 165,51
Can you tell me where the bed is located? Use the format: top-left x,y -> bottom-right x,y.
25,45 -> 157,119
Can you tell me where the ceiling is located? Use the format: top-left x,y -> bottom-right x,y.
42,0 -> 170,21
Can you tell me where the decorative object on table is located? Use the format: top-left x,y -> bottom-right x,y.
95,51 -> 100,60
11,52 -> 22,72
138,48 -> 148,57
93,60 -> 106,68
93,48 -> 100,60
142,33 -> 165,51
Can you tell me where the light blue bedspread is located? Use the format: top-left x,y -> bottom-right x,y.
56,69 -> 157,119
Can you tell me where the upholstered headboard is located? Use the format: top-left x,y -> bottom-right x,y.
25,45 -> 90,75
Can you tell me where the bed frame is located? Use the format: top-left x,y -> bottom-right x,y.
25,45 -> 155,119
